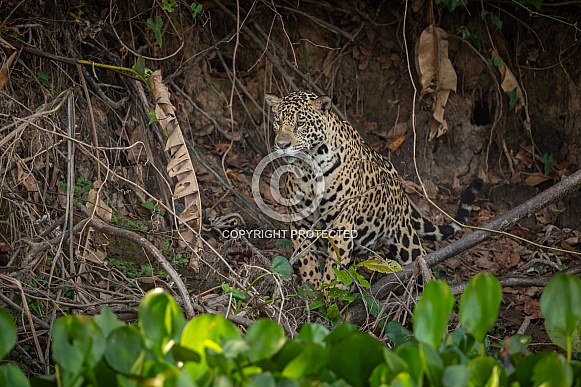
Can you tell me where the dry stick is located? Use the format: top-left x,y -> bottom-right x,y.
79,208 -> 195,319
370,169 -> 581,300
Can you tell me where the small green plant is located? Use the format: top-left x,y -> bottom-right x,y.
1,273 -> 580,385
109,215 -> 149,234
36,71 -> 51,89
146,16 -> 163,48
190,2 -> 203,18
140,200 -> 166,216
58,176 -> 92,205
539,152 -> 558,176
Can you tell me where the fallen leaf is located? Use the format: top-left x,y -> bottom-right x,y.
496,251 -> 520,269
525,173 -> 550,186
523,296 -> 542,319
0,51 -> 17,91
387,135 -> 406,152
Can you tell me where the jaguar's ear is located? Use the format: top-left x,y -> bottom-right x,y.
265,93 -> 282,111
311,95 -> 332,115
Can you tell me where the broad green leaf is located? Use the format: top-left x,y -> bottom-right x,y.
468,356 -> 503,387
329,332 -> 384,387
0,308 -> 16,360
282,343 -> 328,380
326,303 -> 341,321
385,320 -> 413,346
51,315 -> 106,375
181,314 -> 240,362
246,319 -> 286,362
349,266 -> 370,288
162,0 -> 177,12
132,55 -> 146,78
324,322 -> 356,346
506,88 -> 519,110
0,364 -> 30,387
138,289 -> 185,357
390,372 -> 415,387
383,349 -> 409,377
308,300 -> 325,310
142,359 -> 180,381
532,352 -> 573,387
395,343 -> 424,382
191,2 -> 203,18
540,274 -> 581,340
297,323 -> 330,345
357,258 -> 402,273
105,326 -> 145,374
369,363 -> 393,387
272,256 -> 293,280
459,273 -> 502,344
146,16 -> 163,48
443,365 -> 470,387
333,267 -> 353,286
249,372 -> 277,387
171,343 -> 202,363
414,280 -> 454,349
93,307 -> 124,338
419,343 -> 444,387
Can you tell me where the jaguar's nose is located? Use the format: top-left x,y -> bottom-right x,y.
277,140 -> 291,149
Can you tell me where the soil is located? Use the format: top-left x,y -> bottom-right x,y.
0,0 -> 580,375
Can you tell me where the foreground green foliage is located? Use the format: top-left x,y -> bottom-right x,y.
0,273 -> 580,386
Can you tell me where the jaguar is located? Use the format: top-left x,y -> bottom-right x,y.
265,91 -> 481,287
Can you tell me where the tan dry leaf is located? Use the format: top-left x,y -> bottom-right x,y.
491,49 -> 531,129
416,25 -> 457,95
387,135 -> 405,152
0,51 -> 17,91
415,25 -> 457,140
86,180 -> 112,221
151,70 -> 203,272
524,173 -> 551,187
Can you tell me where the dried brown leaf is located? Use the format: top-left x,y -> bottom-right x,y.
151,70 -> 203,272
0,51 -> 16,91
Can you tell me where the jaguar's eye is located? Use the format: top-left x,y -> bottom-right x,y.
296,121 -> 306,130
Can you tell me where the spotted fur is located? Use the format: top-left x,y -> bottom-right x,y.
265,91 -> 481,287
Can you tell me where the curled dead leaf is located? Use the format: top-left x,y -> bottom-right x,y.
415,24 -> 457,140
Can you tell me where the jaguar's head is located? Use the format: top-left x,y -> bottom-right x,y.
265,91 -> 332,160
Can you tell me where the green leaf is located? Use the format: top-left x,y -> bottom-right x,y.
105,326 -> 145,374
419,343 -> 444,387
148,109 -> 158,125
394,344 -> 423,382
488,56 -> 505,67
190,2 -> 203,18
132,55 -> 147,81
489,13 -> 503,29
349,266 -> 370,288
245,319 -> 286,362
334,267 -> 353,286
51,315 -> 106,375
324,323 -> 357,348
146,16 -> 164,48
443,365 -> 470,387
93,307 -> 125,338
282,343 -> 328,380
36,72 -> 51,88
274,238 -> 293,250
459,273 -> 502,344
162,0 -> 177,12
138,289 -> 186,357
532,352 -> 573,387
357,258 -> 402,273
506,88 -> 519,110
181,314 -> 240,360
272,256 -> 293,280
171,343 -> 202,363
329,332 -> 385,387
468,356 -> 500,386
0,308 -> 16,360
414,280 -> 454,349
385,320 -> 413,345
540,273 -> 581,353
297,323 -> 330,345
0,364 -> 30,387
308,300 -> 325,310
327,287 -> 354,303
326,303 -> 341,321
